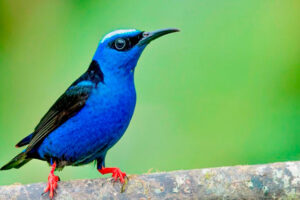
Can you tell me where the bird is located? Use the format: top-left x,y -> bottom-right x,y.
0,28 -> 179,199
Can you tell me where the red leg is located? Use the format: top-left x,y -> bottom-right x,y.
44,162 -> 60,199
98,167 -> 127,183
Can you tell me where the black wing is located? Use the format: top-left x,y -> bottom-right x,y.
15,133 -> 33,147
21,60 -> 104,152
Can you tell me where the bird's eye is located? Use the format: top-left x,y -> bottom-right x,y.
114,38 -> 127,50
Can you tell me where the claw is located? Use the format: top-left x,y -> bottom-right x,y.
43,162 -> 60,199
113,172 -> 118,181
98,167 -> 127,183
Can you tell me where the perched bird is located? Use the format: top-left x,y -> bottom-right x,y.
1,28 -> 179,199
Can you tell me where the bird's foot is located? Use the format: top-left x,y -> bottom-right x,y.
111,168 -> 126,183
44,173 -> 60,199
43,162 -> 60,199
98,167 -> 127,183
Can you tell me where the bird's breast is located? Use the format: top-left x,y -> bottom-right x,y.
37,80 -> 137,164
78,81 -> 136,142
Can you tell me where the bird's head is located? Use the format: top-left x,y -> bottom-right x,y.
92,28 -> 179,79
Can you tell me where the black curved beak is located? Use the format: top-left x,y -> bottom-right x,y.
138,28 -> 180,46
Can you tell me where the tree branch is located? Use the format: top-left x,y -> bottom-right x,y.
1,161 -> 300,199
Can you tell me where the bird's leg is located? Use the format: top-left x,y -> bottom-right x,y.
43,162 -> 60,199
98,166 -> 127,183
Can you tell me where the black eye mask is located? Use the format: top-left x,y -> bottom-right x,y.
110,32 -> 144,51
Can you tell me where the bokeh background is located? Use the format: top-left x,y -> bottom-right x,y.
0,0 -> 299,185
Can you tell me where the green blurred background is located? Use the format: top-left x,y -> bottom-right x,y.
0,0 -> 299,185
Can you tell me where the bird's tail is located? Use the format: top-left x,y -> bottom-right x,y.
0,152 -> 31,170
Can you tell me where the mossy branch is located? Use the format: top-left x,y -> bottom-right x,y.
0,161 -> 300,199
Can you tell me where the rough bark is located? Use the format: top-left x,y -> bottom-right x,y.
0,161 -> 300,200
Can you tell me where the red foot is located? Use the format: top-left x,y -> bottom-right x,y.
44,162 -> 60,199
98,167 -> 127,183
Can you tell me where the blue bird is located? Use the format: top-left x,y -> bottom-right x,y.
1,28 -> 179,198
